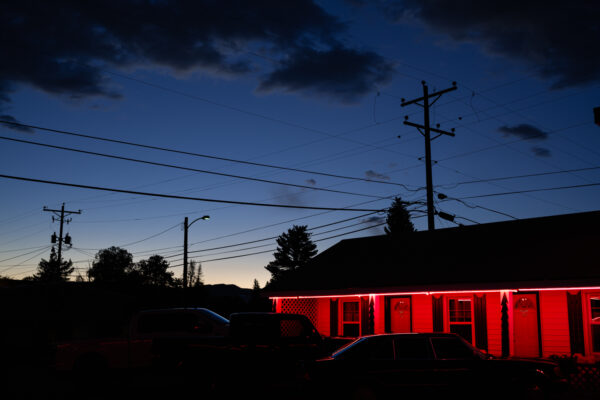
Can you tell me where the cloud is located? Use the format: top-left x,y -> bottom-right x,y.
271,187 -> 307,207
362,216 -> 386,224
0,0 -> 391,111
305,179 -> 317,186
365,169 -> 390,180
258,46 -> 394,103
531,147 -> 551,157
0,115 -> 34,133
498,124 -> 549,141
384,0 -> 600,88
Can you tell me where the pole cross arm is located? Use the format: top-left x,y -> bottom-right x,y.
401,85 -> 457,107
403,121 -> 456,137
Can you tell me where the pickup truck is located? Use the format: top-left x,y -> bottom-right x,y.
152,312 -> 351,394
54,307 -> 229,372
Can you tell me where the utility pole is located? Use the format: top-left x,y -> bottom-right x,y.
401,81 -> 457,231
43,203 -> 81,264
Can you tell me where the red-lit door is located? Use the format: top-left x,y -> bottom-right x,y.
513,294 -> 540,357
390,298 -> 411,333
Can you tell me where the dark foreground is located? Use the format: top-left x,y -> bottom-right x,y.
4,367 -> 598,400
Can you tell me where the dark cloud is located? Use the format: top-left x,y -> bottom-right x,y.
365,169 -> 390,180
271,187 -> 307,207
0,115 -> 34,133
258,46 -> 393,102
531,147 -> 551,158
498,124 -> 549,141
0,0 -> 391,114
305,179 -> 317,186
385,0 -> 600,88
362,216 -> 385,224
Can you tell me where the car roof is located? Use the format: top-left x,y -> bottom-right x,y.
360,332 -> 461,339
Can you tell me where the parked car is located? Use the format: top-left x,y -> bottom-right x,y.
306,333 -> 568,399
54,307 -> 229,371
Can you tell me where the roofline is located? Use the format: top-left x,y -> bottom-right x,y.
267,279 -> 600,299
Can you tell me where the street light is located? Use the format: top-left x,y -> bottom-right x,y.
183,215 -> 210,290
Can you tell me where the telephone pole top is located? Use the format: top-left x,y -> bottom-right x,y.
43,203 -> 81,264
401,81 -> 457,231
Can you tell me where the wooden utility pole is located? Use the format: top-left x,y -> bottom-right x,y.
43,203 -> 81,263
401,81 -> 457,231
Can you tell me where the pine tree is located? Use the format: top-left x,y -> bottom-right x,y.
33,247 -> 74,282
265,225 -> 317,283
384,197 -> 415,237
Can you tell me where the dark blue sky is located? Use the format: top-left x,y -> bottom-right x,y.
1,1 -> 599,287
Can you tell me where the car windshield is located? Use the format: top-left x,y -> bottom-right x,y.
199,308 -> 230,325
331,337 -> 367,359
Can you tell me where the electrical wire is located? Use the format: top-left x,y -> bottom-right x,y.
0,135 -> 392,200
460,182 -> 600,200
435,166 -> 600,190
0,119 -> 420,190
0,173 -> 384,212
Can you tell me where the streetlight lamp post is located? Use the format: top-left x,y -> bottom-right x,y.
183,215 -> 210,291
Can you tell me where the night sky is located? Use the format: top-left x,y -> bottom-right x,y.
1,1 -> 599,288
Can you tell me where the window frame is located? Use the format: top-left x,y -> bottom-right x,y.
445,295 -> 476,346
341,299 -> 361,337
587,292 -> 600,355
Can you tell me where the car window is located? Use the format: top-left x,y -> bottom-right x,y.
338,336 -> 394,360
138,312 -> 208,334
393,336 -> 433,359
431,337 -> 475,359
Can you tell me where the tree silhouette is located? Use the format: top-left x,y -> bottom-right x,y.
265,225 -> 317,284
32,247 -> 74,282
384,197 -> 415,237
133,255 -> 175,287
187,260 -> 203,287
88,246 -> 134,283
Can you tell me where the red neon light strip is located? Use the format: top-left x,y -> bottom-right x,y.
268,286 -> 600,300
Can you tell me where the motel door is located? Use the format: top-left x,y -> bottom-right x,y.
390,297 -> 411,333
513,294 -> 540,357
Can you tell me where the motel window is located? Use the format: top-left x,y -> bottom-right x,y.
590,296 -> 600,353
342,301 -> 360,337
448,298 -> 474,344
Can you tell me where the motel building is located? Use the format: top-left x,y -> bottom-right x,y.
267,211 -> 600,362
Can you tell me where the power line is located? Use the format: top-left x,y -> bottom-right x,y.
0,119 -> 419,190
0,174 -> 385,212
0,135 -> 391,200
71,65 -> 422,159
0,244 -> 49,254
0,246 -> 52,274
435,166 -> 600,190
0,245 -> 51,263
460,182 -> 600,200
115,222 -> 181,248
438,195 -> 518,220
165,211 -> 382,259
193,221 -> 391,264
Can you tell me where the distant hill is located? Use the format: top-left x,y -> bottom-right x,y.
202,283 -> 252,300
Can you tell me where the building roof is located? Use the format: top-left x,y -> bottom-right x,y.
267,211 -> 600,295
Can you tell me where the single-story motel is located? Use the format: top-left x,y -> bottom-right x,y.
268,211 -> 600,362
